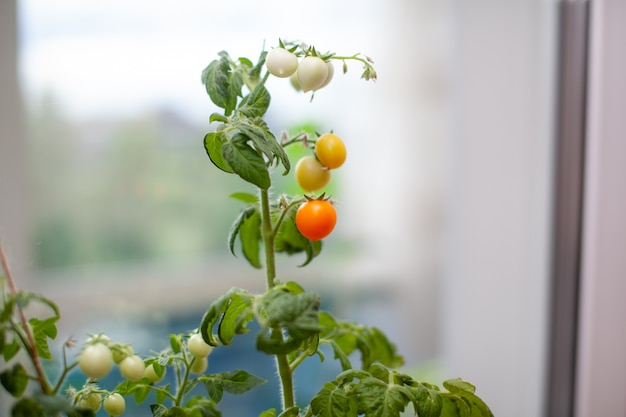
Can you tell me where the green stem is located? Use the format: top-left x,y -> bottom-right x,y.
174,356 -> 194,407
259,188 -> 296,411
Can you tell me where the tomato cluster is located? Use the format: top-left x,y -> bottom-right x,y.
265,48 -> 334,93
75,332 -> 214,416
291,132 -> 347,241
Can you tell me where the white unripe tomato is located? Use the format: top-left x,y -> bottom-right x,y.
187,333 -> 213,358
190,356 -> 208,374
317,61 -> 335,90
79,343 -> 114,379
143,363 -> 166,383
296,56 -> 329,92
103,393 -> 125,416
266,48 -> 298,78
78,393 -> 102,412
119,354 -> 145,382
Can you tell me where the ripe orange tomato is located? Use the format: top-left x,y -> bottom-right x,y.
295,200 -> 337,241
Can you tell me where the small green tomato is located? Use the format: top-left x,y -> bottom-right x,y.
103,393 -> 125,416
119,354 -> 145,382
190,356 -> 208,374
78,393 -> 102,413
143,363 -> 166,383
79,343 -> 114,379
187,333 -> 213,358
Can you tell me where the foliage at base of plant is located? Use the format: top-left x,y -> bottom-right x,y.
0,39 -> 494,417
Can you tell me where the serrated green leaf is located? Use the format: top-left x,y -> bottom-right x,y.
310,382 -> 355,417
2,337 -> 20,361
328,340 -> 353,371
238,83 -> 271,118
202,53 -> 243,116
30,316 -> 58,360
185,396 -> 220,417
229,192 -> 258,203
261,288 -> 321,339
256,329 -> 304,355
443,379 -> 493,417
228,206 -> 256,258
238,209 -> 262,269
1,363 -> 29,397
204,132 -> 233,174
441,394 -> 471,417
222,139 -> 271,190
217,370 -> 267,394
247,50 -> 267,85
354,377 -> 410,417
232,117 -> 290,175
411,384 -> 443,417
217,293 -> 254,345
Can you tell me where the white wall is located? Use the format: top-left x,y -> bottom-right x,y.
575,1 -> 626,415
440,2 -> 556,416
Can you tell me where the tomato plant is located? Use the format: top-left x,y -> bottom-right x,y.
295,199 -> 337,241
0,38 -> 493,417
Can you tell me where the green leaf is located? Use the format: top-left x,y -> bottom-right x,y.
151,403 -> 169,417
2,337 -> 20,361
328,340 -> 353,372
217,293 -> 253,345
238,83 -> 271,118
204,132 -> 233,174
134,384 -> 151,404
209,113 -> 229,123
353,377 -> 410,417
30,316 -> 58,360
238,208 -> 262,269
10,397 -> 46,417
232,117 -> 290,175
258,409 -> 276,417
1,363 -> 29,397
170,334 -> 182,354
229,192 -> 258,203
411,384 -> 443,417
201,52 -> 243,116
222,139 -> 271,190
443,379 -> 494,417
185,396 -> 221,417
164,406 -> 188,417
260,287 -> 321,340
199,288 -> 251,347
200,370 -> 266,402
310,382 -> 356,417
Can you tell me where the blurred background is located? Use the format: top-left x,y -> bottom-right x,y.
3,0 -> 612,416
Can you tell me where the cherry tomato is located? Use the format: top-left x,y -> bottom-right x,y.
119,354 -> 145,382
295,156 -> 331,192
78,393 -> 102,412
190,356 -> 208,374
143,363 -> 166,383
315,133 -> 346,169
187,333 -> 213,358
266,48 -> 298,78
295,200 -> 337,241
317,61 -> 335,90
79,343 -> 114,379
103,393 -> 125,416
296,56 -> 329,92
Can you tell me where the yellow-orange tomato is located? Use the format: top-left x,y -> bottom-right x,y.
295,200 -> 337,241
295,156 -> 331,191
315,133 -> 346,169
